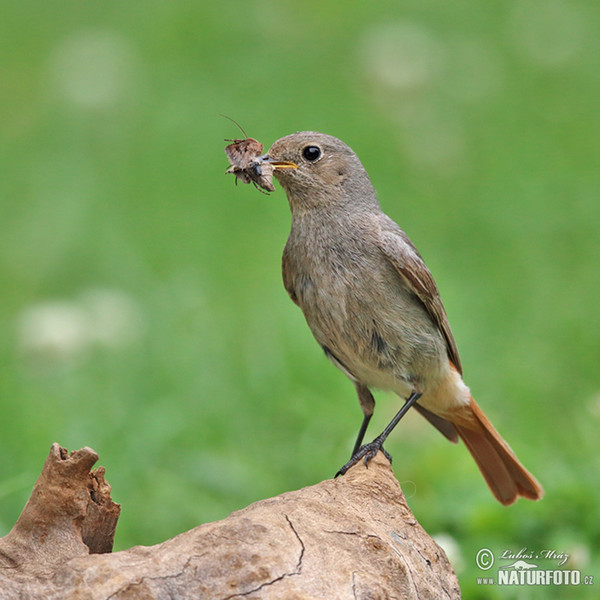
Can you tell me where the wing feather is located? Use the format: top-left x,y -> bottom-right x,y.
378,221 -> 462,374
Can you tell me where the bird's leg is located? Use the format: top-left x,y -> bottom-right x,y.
352,413 -> 372,457
352,384 -> 375,457
336,392 -> 422,477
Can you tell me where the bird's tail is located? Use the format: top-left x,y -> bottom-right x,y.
449,397 -> 544,505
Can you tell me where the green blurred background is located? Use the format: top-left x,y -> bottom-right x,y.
1,1 -> 599,597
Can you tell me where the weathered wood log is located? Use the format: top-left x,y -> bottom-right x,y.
0,444 -> 460,599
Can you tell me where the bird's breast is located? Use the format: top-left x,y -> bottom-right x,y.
282,220 -> 448,391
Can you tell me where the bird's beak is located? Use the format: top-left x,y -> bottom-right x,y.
258,155 -> 297,170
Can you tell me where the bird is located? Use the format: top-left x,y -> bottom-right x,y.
256,131 -> 543,505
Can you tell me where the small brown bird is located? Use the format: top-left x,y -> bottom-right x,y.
255,132 -> 543,505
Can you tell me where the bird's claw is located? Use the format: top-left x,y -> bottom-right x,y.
335,440 -> 392,477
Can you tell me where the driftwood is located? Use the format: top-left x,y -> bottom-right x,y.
0,444 -> 460,599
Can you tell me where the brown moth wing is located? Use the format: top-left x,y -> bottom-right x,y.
225,162 -> 274,191
225,138 -> 264,169
225,165 -> 253,184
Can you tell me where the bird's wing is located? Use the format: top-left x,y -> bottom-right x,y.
377,220 -> 462,374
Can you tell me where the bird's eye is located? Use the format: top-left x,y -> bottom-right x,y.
302,145 -> 322,162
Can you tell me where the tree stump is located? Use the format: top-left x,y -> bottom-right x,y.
0,444 -> 460,599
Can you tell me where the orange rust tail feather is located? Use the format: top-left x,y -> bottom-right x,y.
450,397 -> 544,505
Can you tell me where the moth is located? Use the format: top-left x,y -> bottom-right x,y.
223,117 -> 276,193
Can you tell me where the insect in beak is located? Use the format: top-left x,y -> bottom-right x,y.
224,130 -> 296,193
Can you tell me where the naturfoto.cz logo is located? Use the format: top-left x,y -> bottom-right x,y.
475,547 -> 594,587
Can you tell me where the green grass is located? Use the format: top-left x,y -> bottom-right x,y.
1,2 -> 599,597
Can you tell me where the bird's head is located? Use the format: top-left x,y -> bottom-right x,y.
259,132 -> 377,212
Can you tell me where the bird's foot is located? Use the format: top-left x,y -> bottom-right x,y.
335,439 -> 392,477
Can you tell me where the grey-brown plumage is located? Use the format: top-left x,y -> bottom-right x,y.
260,132 -> 543,505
